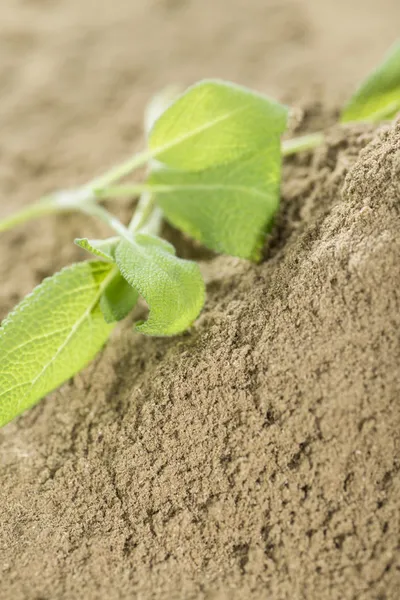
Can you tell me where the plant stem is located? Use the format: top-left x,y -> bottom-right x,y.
93,184 -> 161,235
0,197 -> 54,232
79,202 -> 133,242
128,191 -> 155,232
94,184 -> 152,199
0,150 -> 152,234
0,191 -> 91,233
86,149 -> 153,192
282,131 -> 324,156
139,206 -> 163,236
0,128 -> 326,235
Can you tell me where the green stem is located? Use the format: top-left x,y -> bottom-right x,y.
0,128 -> 326,235
0,197 -> 54,232
94,184 -> 152,199
125,130 -> 326,237
86,149 -> 152,192
0,191 -> 89,233
282,131 -> 324,156
128,191 -> 155,232
0,148 -> 152,233
139,206 -> 163,236
93,184 -> 160,235
79,203 -> 133,242
91,130 -> 327,189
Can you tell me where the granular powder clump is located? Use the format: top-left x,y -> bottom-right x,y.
1,121 -> 400,600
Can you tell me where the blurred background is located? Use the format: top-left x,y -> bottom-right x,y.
0,0 -> 399,305
1,0 -> 399,177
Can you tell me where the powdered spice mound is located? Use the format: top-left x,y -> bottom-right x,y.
1,121 -> 400,600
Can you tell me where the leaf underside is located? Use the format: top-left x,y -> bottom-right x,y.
0,261 -> 115,427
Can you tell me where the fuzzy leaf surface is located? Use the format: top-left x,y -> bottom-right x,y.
75,237 -> 119,262
342,40 -> 400,122
0,262 -> 114,427
149,143 -> 281,260
149,79 -> 288,171
100,272 -> 139,323
116,234 -> 205,335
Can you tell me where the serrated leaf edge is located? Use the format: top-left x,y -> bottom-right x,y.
0,262 -> 117,407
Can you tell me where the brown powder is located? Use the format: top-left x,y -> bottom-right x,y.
1,120 -> 400,599
2,1 -> 400,598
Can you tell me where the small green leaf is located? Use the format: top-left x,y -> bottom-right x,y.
100,272 -> 139,323
149,142 -> 281,260
115,234 -> 205,336
0,262 -> 115,427
149,79 -> 288,171
342,40 -> 400,123
75,237 -> 119,262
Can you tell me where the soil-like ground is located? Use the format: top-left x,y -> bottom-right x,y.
1,2 -> 400,599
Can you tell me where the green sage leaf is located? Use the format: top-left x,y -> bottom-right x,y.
75,237 -> 119,262
116,234 -> 205,336
100,272 -> 139,323
75,238 -> 138,323
149,79 -> 288,171
342,40 -> 400,123
0,262 -> 115,427
149,143 -> 281,260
